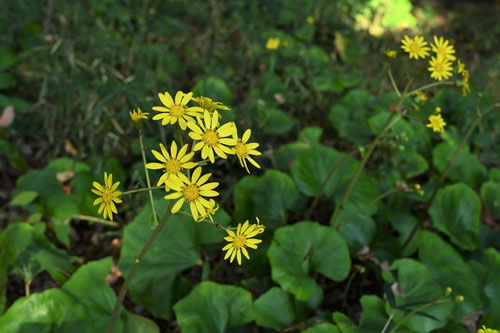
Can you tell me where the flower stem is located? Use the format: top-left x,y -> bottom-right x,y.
331,81 -> 411,229
105,200 -> 175,333
122,186 -> 164,196
388,68 -> 400,97
402,103 -> 498,249
387,298 -> 449,333
139,130 -> 159,228
73,215 -> 120,227
407,81 -> 454,96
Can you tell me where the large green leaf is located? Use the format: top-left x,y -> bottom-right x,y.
118,199 -> 230,320
481,181 -> 500,218
0,258 -> 157,333
481,248 -> 500,327
254,287 -> 295,331
428,183 -> 481,251
418,231 -> 483,319
432,142 -> 487,188
291,144 -> 379,215
303,323 -> 340,333
258,107 -> 294,135
275,127 -> 323,170
234,170 -> 300,229
0,223 -> 77,292
173,281 -> 253,333
268,221 -> 351,301
193,76 -> 233,104
385,259 -> 454,332
332,312 -> 361,333
359,295 -> 389,333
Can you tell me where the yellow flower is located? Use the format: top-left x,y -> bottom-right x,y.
187,110 -> 237,163
232,128 -> 262,173
457,59 -> 465,74
385,49 -> 397,59
461,69 -> 470,96
152,91 -> 203,130
415,184 -> 421,190
401,35 -> 430,59
255,217 -> 265,234
165,166 -> 219,221
222,219 -> 263,265
431,36 -> 456,62
415,91 -> 428,102
435,107 -> 441,113
196,199 -> 219,222
146,141 -> 197,188
477,326 -> 500,333
129,108 -> 149,122
266,38 -> 280,50
307,16 -> 315,25
426,114 -> 446,133
428,56 -> 453,81
91,172 -> 122,221
194,96 -> 230,113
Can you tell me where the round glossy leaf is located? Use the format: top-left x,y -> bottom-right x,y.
429,183 -> 481,251
254,287 -> 295,331
173,281 -> 253,333
268,222 -> 351,301
481,181 -> 500,218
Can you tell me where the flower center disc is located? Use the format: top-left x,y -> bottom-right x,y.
235,141 -> 248,158
165,159 -> 181,174
410,43 -> 420,53
233,234 -> 246,248
170,105 -> 186,118
183,184 -> 200,201
102,189 -> 112,202
202,130 -> 219,147
436,63 -> 443,72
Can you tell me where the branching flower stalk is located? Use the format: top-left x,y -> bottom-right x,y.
139,129 -> 159,228
105,200 -> 175,333
402,102 -> 499,249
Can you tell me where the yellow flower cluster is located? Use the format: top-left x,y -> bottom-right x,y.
478,326 -> 499,333
222,218 -> 263,265
426,107 -> 446,133
266,38 -> 280,50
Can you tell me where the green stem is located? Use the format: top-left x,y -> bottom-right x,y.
177,126 -> 184,146
73,215 -> 120,227
139,130 -> 159,228
331,82 -> 411,229
122,186 -> 164,196
336,188 -> 400,228
387,299 -> 448,333
105,200 -> 175,333
388,68 -> 400,97
25,279 -> 31,297
402,103 -> 498,249
407,81 -> 454,97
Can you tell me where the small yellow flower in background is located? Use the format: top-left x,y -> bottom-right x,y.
427,114 -> 446,133
152,91 -> 203,130
196,199 -> 219,222
222,219 -> 263,265
232,128 -> 262,173
415,91 -> 428,102
307,16 -> 315,25
266,38 -> 280,50
194,96 -> 230,113
282,41 -> 288,47
91,172 -> 122,221
431,36 -> 456,62
255,217 -> 265,234
435,107 -> 441,113
401,35 -> 430,59
165,166 -> 219,221
146,141 -> 197,187
129,108 -> 149,122
457,59 -> 465,74
385,49 -> 397,59
428,56 -> 453,81
477,326 -> 500,333
187,110 -> 237,163
415,184 -> 421,190
461,69 -> 471,96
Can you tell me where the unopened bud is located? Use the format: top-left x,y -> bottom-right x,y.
454,295 -> 464,303
444,286 -> 452,296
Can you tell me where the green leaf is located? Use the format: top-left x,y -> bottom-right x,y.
336,203 -> 376,251
428,183 -> 481,251
481,181 -> 500,218
0,137 -> 27,170
291,145 -> 379,215
0,223 -> 77,291
303,323 -> 340,333
0,73 -> 17,90
268,221 -> 351,301
9,191 -> 38,206
254,287 -> 295,331
481,248 -> 500,327
332,312 -> 361,333
123,313 -> 160,333
359,295 -> 389,333
173,281 -> 253,333
382,0 -> 417,28
193,76 -> 233,104
394,149 -> 429,178
258,107 -> 294,135
118,199 -> 230,320
418,231 -> 483,319
234,170 -> 300,229
310,71 -> 345,93
0,258 -> 153,333
387,259 -> 454,332
275,127 -> 322,170
432,142 -> 487,187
